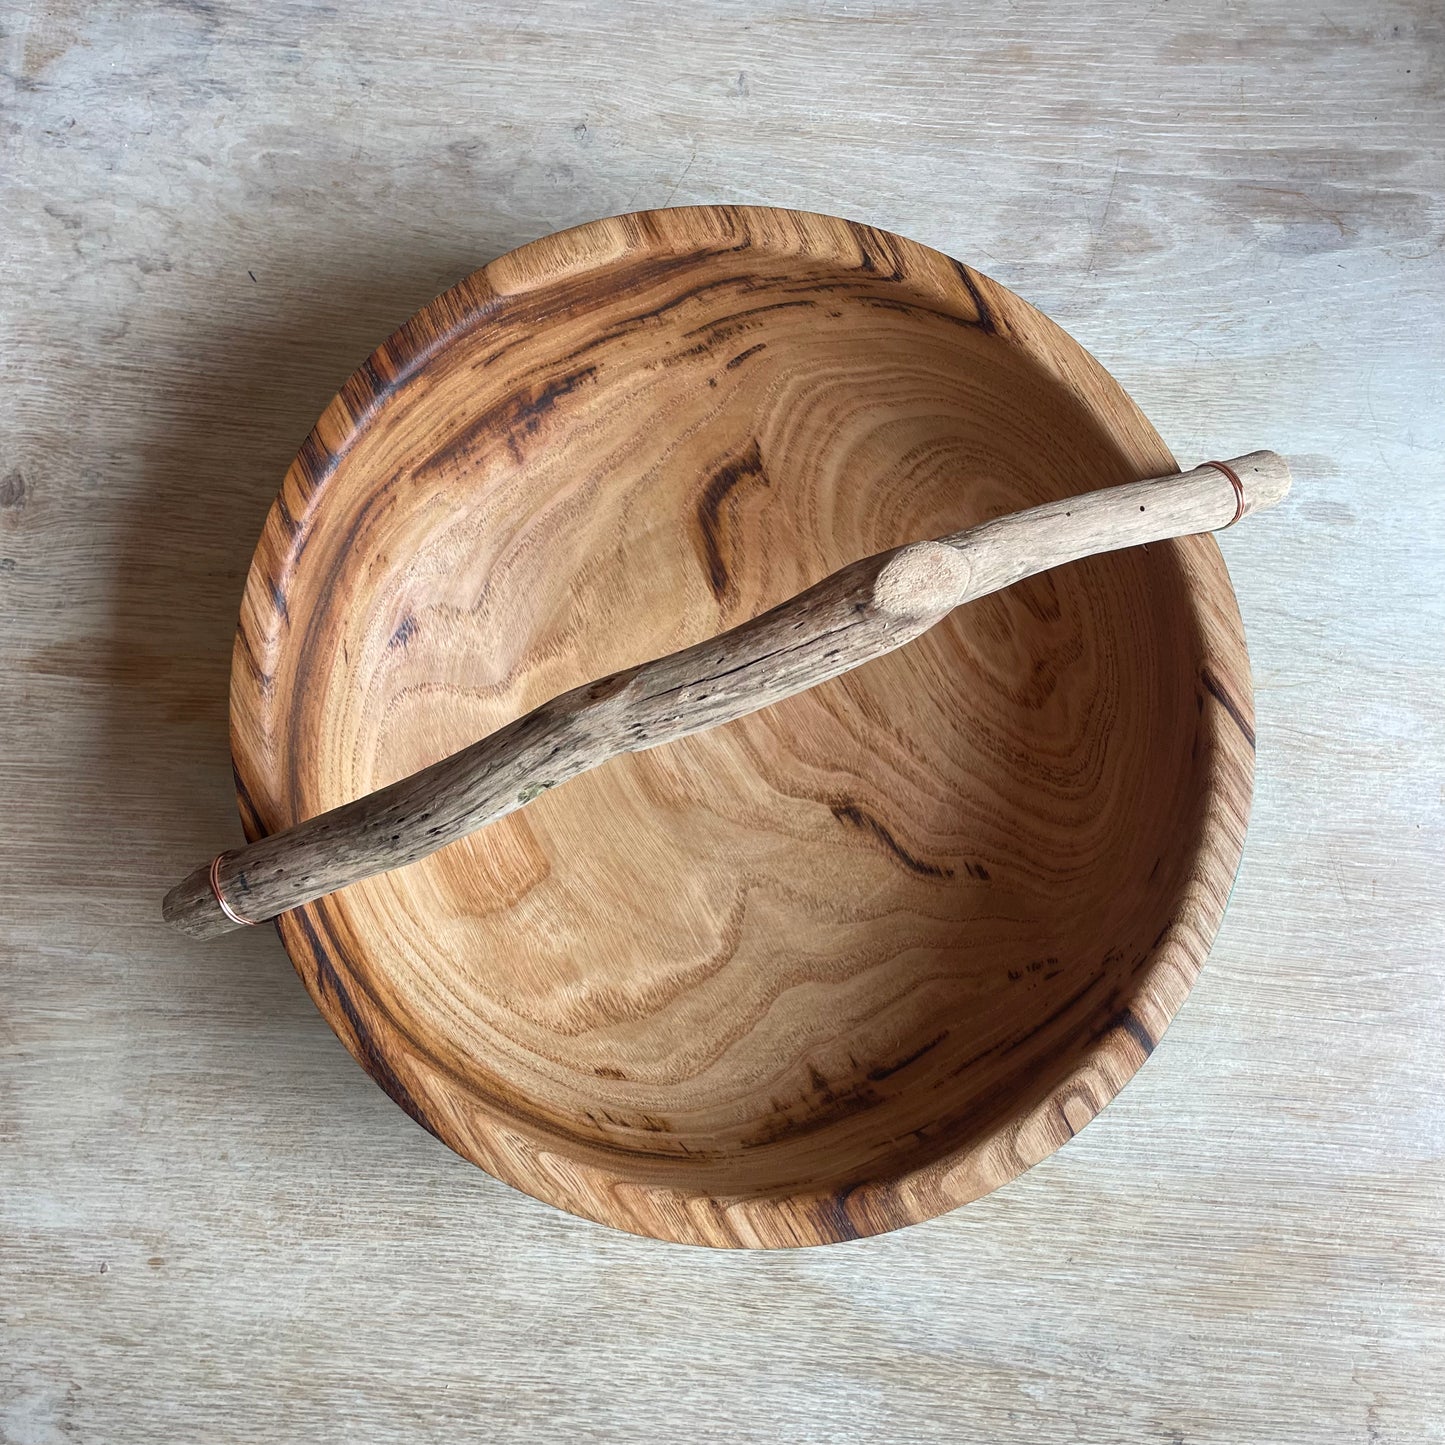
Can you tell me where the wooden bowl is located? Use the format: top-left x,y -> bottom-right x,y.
233,206 -> 1254,1247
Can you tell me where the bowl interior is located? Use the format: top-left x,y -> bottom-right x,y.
236,209 -> 1249,1245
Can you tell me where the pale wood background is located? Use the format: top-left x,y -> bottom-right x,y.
3,0 -> 1442,1440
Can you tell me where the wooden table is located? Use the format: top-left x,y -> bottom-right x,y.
4,2 -> 1441,1439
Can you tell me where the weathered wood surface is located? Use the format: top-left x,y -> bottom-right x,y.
165,450 -> 1286,938
2,0 -> 1441,1437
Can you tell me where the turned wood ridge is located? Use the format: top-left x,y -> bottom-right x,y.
164,452 -> 1290,939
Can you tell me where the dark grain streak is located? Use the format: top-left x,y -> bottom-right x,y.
726,342 -> 767,370
867,1033 -> 948,1082
951,258 -> 1000,335
1113,1008 -> 1157,1057
267,576 -> 290,624
681,297 -> 818,345
695,439 -> 768,599
418,366 -> 599,477
1201,665 -> 1256,749
831,800 -> 954,879
810,1193 -> 862,1243
295,911 -> 440,1138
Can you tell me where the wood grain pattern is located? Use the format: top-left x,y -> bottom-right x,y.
4,0 -> 1442,1438
216,207 -> 1264,1246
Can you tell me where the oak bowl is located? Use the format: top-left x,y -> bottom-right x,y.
233,206 -> 1255,1247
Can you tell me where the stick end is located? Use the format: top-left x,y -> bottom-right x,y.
162,862 -> 244,940
1222,450 -> 1293,517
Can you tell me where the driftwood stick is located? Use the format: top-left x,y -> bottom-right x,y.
163,451 -> 1291,939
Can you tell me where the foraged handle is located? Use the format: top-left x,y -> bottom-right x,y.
164,450 -> 1291,938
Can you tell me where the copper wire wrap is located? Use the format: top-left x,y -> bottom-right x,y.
1202,460 -> 1247,528
210,853 -> 257,927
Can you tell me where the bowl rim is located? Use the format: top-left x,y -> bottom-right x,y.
231,204 -> 1255,1247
